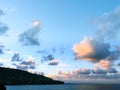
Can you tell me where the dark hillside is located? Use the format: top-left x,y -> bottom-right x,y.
0,67 -> 64,85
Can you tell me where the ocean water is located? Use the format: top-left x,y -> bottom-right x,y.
6,84 -> 120,90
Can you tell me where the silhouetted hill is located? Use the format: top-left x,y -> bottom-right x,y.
0,67 -> 64,85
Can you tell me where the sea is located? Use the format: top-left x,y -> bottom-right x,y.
6,83 -> 120,90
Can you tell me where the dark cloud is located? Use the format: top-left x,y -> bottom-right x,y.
0,49 -> 3,54
107,68 -> 118,73
75,68 -> 91,74
0,22 -> 8,35
48,60 -> 60,65
11,53 -> 23,62
19,20 -> 40,46
21,60 -> 35,65
54,68 -> 120,81
12,63 -> 28,71
16,65 -> 28,71
106,50 -> 120,61
13,59 -> 36,71
20,60 -> 36,69
41,54 -> 54,63
0,9 -> 9,35
72,37 -> 110,63
0,44 -> 5,54
117,63 -> 120,66
36,49 -> 47,54
92,69 -> 107,74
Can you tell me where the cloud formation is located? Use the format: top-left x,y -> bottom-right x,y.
11,53 -> 23,62
72,37 -> 110,63
0,9 -> 8,35
98,60 -> 112,70
50,68 -> 120,82
13,56 -> 36,71
0,44 -> 5,54
41,54 -> 54,63
96,6 -> 120,40
20,59 -> 36,69
48,60 -> 60,65
13,63 -> 29,71
72,6 -> 120,70
19,20 -> 40,46
0,22 -> 9,35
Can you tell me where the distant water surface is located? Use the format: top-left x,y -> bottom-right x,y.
6,83 -> 120,90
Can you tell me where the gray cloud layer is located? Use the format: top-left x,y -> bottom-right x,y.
56,68 -> 119,81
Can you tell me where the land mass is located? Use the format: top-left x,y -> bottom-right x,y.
0,67 -> 64,85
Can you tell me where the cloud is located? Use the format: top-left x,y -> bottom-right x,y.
20,55 -> 36,69
72,37 -> 110,63
0,44 -> 5,54
49,68 -> 120,82
20,60 -> 36,69
107,68 -> 118,73
0,21 -> 9,36
96,6 -> 120,40
0,9 -> 4,16
11,53 -> 23,62
41,54 -> 54,62
98,60 -> 112,70
48,60 -> 60,65
13,64 -> 29,71
0,62 -> 3,66
12,56 -> 36,71
92,69 -> 107,74
74,68 -> 91,74
19,20 -> 40,46
117,63 -> 120,66
72,7 -> 120,70
0,9 -> 9,35
37,47 -> 65,63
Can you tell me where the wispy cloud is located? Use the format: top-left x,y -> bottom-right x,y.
19,20 -> 41,46
96,6 -> 120,40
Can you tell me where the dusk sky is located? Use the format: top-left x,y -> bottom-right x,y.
0,0 -> 120,83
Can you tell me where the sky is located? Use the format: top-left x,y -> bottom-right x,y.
0,0 -> 120,83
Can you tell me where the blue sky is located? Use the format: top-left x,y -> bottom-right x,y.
0,0 -> 120,83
